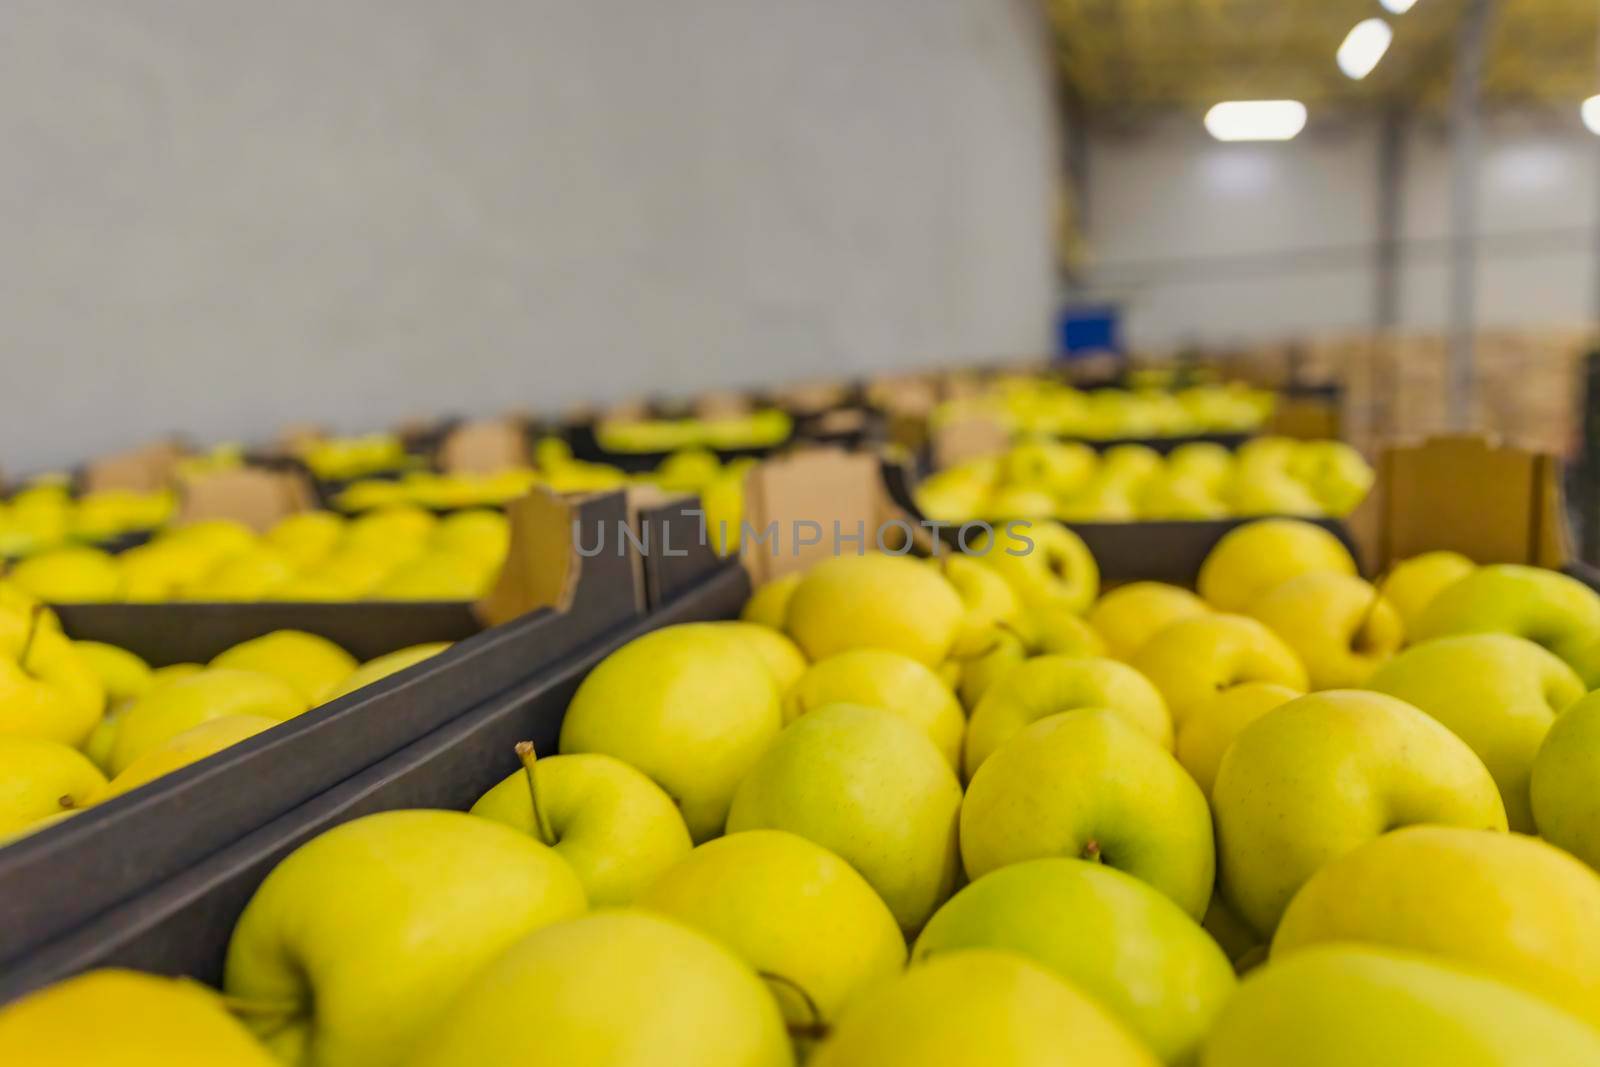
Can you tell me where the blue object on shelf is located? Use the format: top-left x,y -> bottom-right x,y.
1057,304 -> 1122,358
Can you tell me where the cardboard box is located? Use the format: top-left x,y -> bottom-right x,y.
0,490 -> 657,970
0,559 -> 750,1000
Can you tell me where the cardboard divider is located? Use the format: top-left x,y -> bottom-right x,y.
740,449 -> 892,583
1366,435 -> 1572,571
174,466 -> 316,532
0,491 -> 653,971
83,441 -> 187,494
0,562 -> 750,1001
436,417 -> 532,474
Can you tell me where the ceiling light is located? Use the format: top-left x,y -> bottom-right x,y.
1380,0 -> 1418,13
1204,100 -> 1308,142
1338,19 -> 1394,80
1584,96 -> 1600,136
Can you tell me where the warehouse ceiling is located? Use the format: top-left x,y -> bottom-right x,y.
1042,0 -> 1600,118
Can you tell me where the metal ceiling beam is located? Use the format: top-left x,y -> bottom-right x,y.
1447,0 -> 1498,433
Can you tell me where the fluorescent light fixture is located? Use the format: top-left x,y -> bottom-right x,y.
1380,0 -> 1418,13
1338,18 -> 1394,80
1204,100 -> 1308,142
1584,95 -> 1600,136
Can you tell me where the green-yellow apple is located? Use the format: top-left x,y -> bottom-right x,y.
109,669 -> 306,774
1130,614 -> 1307,725
1167,441 -> 1233,490
972,522 -> 1099,615
1367,634 -> 1585,832
961,709 -> 1214,919
0,968 -> 280,1067
1011,602 -> 1107,657
808,949 -> 1159,1067
956,628 -> 1026,711
0,735 -> 106,835
937,555 -> 1022,658
1273,826 -> 1600,1029
1378,551 -> 1476,635
96,715 -> 278,802
1136,471 -> 1228,520
470,744 -> 692,906
560,623 -> 782,842
1058,476 -> 1138,522
641,829 -> 906,1034
1532,690 -> 1600,870
404,910 -> 792,1067
264,510 -> 347,570
210,630 -> 358,704
1292,440 -> 1375,516
741,573 -> 801,630
322,642 -> 451,701
72,641 -> 153,708
1213,691 -> 1508,937
786,650 -> 964,769
913,859 -> 1235,1064
8,547 -> 121,602
226,809 -> 586,1067
983,487 -> 1057,521
695,621 -> 807,693
0,618 -> 105,747
1175,682 -> 1302,797
429,508 -> 510,569
965,655 -> 1170,777
1087,582 -> 1209,662
1222,471 -> 1323,518
181,546 -> 296,601
1202,944 -> 1600,1067
1197,519 -> 1357,613
1102,443 -> 1163,484
1413,564 -> 1600,683
726,703 -> 962,933
784,554 -> 964,666
370,550 -> 489,600
1001,439 -> 1097,494
1247,573 -> 1403,689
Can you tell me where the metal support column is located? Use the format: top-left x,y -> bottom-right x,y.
1375,109 -> 1406,333
1446,0 -> 1496,432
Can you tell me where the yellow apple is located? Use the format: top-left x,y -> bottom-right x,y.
0,968 -> 279,1066
1197,519 -> 1357,613
1175,682 -> 1302,797
210,630 -> 358,704
1087,582 -> 1209,661
1247,573 -> 1403,689
784,554 -> 964,667
1213,691 -> 1508,937
1378,550 -> 1476,635
1203,944 -> 1600,1067
1274,826 -> 1600,1029
786,649 -> 964,770
1130,614 -> 1307,726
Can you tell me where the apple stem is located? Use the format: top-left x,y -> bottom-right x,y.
759,971 -> 829,1042
516,741 -> 557,848
18,604 -> 44,665
1082,839 -> 1103,864
57,794 -> 75,811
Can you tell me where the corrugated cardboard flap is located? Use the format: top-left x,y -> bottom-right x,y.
476,487 -> 594,626
740,449 -> 896,583
1373,435 -> 1573,570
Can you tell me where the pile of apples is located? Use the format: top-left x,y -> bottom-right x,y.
0,482 -> 175,559
0,595 -> 451,842
7,516 -> 1600,1064
596,409 -> 793,454
917,436 -> 1374,523
935,380 -> 1274,441
4,506 -> 511,603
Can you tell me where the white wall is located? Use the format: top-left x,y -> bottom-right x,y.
1080,112 -> 1600,349
0,0 -> 1059,474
